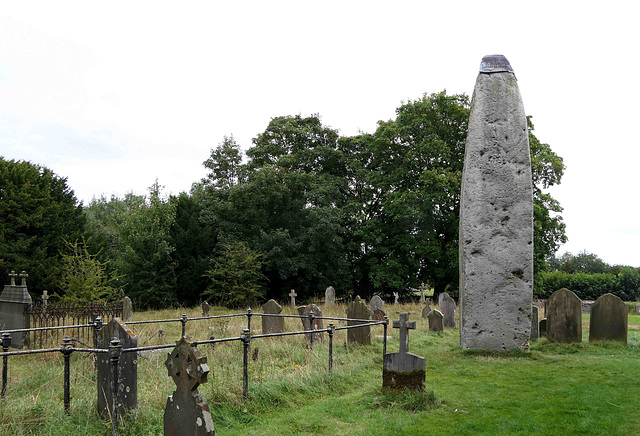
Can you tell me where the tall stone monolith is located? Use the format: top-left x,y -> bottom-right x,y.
459,54 -> 533,351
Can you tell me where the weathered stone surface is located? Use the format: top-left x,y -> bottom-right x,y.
369,295 -> 384,315
589,293 -> 628,344
547,288 -> 582,343
383,313 -> 425,391
539,318 -> 547,337
346,296 -> 372,344
530,305 -> 539,340
421,304 -> 432,318
427,309 -> 444,332
0,271 -> 32,347
325,286 -> 335,305
261,299 -> 284,334
164,337 -> 214,435
459,54 -> 533,351
438,293 -> 456,328
97,318 -> 138,418
201,301 -> 210,317
393,292 -> 399,305
300,304 -> 323,342
372,308 -> 386,321
122,297 -> 133,321
289,290 -> 297,307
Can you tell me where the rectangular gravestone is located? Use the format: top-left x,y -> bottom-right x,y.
428,309 -> 444,332
530,305 -> 539,340
589,293 -> 628,344
438,292 -> 456,328
261,299 -> 284,334
122,296 -> 133,322
539,318 -> 547,337
325,286 -> 335,306
383,313 -> 425,391
346,296 -> 372,344
97,318 -> 138,418
0,271 -> 32,347
547,288 -> 582,343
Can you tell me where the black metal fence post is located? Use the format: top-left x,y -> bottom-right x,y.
241,328 -> 250,401
308,313 -> 315,350
383,316 -> 389,356
61,336 -> 73,413
1,332 -> 11,398
93,316 -> 103,349
246,308 -> 252,333
328,323 -> 334,377
109,338 -> 122,436
180,313 -> 188,338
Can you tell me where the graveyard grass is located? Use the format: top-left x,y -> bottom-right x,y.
1,304 -> 640,435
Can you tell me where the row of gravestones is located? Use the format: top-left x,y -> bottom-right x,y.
539,288 -> 628,343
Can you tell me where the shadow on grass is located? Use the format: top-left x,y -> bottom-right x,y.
362,387 -> 440,413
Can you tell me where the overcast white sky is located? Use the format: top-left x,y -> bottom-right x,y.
1,2 -> 639,267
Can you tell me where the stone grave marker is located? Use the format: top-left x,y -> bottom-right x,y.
122,296 -> 133,322
421,304 -> 431,319
438,292 -> 456,328
383,313 -> 425,391
0,271 -> 32,347
299,304 -> 323,342
289,289 -> 297,307
346,296 -> 372,344
393,292 -> 399,305
636,304 -> 640,315
459,55 -> 533,351
164,337 -> 214,435
372,308 -> 386,321
41,290 -> 49,308
547,288 -> 582,343
539,318 -> 547,337
530,305 -> 539,340
369,295 -> 384,315
201,301 -> 210,317
261,299 -> 284,334
428,309 -> 444,332
589,293 -> 628,344
325,286 -> 335,306
419,284 -> 426,304
97,318 -> 138,418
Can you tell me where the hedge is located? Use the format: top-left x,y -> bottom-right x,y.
535,267 -> 640,301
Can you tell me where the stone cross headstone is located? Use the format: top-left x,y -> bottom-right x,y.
421,304 -> 431,319
369,295 -> 384,315
530,305 -> 539,340
164,337 -> 214,435
325,286 -> 335,306
201,301 -> 210,317
393,292 -> 399,305
383,313 -> 425,391
261,299 -> 284,334
289,289 -> 297,307
419,284 -> 426,304
41,290 -> 49,308
459,54 -> 533,351
299,304 -> 323,342
122,297 -> 133,322
427,309 -> 444,332
346,296 -> 372,345
438,292 -> 456,328
547,288 -> 582,343
372,308 -> 386,321
97,318 -> 138,418
589,293 -> 628,344
0,270 -> 32,347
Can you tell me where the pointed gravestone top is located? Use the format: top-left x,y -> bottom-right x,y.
325,286 -> 335,305
346,296 -> 372,344
261,299 -> 284,334
421,304 -> 431,318
201,301 -> 210,317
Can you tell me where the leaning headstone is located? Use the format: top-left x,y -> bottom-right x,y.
201,301 -> 210,317
164,337 -> 214,435
428,309 -> 444,332
372,308 -> 386,321
438,293 -> 456,328
0,271 -> 32,347
383,313 -> 425,391
539,318 -> 548,337
346,296 -> 372,344
325,286 -> 335,305
97,318 -> 138,418
261,299 -> 284,334
122,297 -> 133,322
289,289 -> 297,307
393,292 -> 399,305
300,304 -> 323,342
369,295 -> 384,315
530,305 -> 539,340
421,304 -> 432,319
459,54 -> 533,351
547,288 -> 582,343
589,293 -> 628,344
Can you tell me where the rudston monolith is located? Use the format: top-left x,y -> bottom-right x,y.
459,54 -> 533,351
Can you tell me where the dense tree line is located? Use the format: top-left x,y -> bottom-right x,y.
2,91 -> 576,309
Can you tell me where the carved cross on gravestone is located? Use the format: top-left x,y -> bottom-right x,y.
289,289 -> 297,307
393,313 -> 416,354
8,271 -> 17,286
393,292 -> 399,305
42,290 -> 49,308
164,337 -> 214,435
19,271 -> 28,287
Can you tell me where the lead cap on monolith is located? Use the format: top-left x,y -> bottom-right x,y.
479,54 -> 513,73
